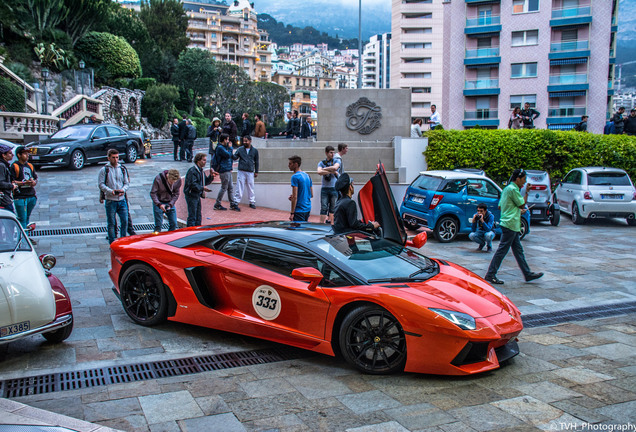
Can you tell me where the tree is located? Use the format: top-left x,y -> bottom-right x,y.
171,49 -> 217,115
247,82 -> 289,126
100,5 -> 152,55
140,0 -> 189,59
0,77 -> 26,112
211,62 -> 251,117
141,83 -> 179,128
60,0 -> 111,46
9,0 -> 69,42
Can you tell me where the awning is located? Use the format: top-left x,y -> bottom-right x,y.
549,90 -> 587,97
548,124 -> 576,131
550,58 -> 588,66
465,63 -> 500,69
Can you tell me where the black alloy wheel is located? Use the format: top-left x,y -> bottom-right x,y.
42,319 -> 73,343
339,305 -> 407,374
571,202 -> 585,225
125,144 -> 138,163
434,216 -> 459,242
69,149 -> 85,170
120,264 -> 168,326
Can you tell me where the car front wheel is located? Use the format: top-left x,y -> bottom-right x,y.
125,144 -> 138,163
43,319 -> 73,343
69,149 -> 85,170
120,264 -> 168,326
520,217 -> 529,240
434,216 -> 459,242
571,202 -> 585,225
627,216 -> 636,226
339,305 -> 407,375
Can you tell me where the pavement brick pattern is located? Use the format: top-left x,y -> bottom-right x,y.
1,153 -> 635,431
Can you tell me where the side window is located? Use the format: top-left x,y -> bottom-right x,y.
92,127 -> 107,139
563,171 -> 576,184
316,261 -> 350,288
106,126 -> 125,137
440,179 -> 466,193
572,171 -> 582,185
219,238 -> 247,259
468,180 -> 500,199
243,238 -> 318,277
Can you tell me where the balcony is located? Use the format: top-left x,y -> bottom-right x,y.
549,40 -> 590,60
465,16 -> 501,35
546,106 -> 586,125
463,109 -> 499,127
464,47 -> 501,66
464,79 -> 500,96
547,73 -> 589,92
550,6 -> 592,27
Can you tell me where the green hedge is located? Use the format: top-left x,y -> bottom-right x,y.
424,129 -> 636,184
0,77 -> 25,112
76,32 -> 142,80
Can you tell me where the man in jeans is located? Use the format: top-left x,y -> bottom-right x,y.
214,133 -> 238,211
484,169 -> 543,284
288,155 -> 313,221
469,203 -> 495,252
11,146 -> 38,229
150,169 -> 181,233
184,153 -> 214,226
98,149 -> 130,244
317,145 -> 339,224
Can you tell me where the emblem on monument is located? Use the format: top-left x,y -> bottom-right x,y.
345,97 -> 382,135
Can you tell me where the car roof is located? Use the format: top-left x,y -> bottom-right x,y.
0,209 -> 19,221
0,138 -> 18,148
417,170 -> 492,180
576,167 -> 628,174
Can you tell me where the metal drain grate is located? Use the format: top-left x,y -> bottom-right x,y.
28,223 -> 169,237
523,301 -> 636,328
0,347 -> 304,398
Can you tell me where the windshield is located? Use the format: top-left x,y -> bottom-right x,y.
0,218 -> 32,253
51,127 -> 92,140
311,233 -> 437,282
587,172 -> 631,186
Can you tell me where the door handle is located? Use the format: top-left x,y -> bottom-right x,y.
468,199 -> 477,203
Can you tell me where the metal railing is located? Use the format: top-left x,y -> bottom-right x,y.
464,110 -> 498,119
464,78 -> 499,89
466,15 -> 500,27
548,73 -> 588,85
465,47 -> 500,58
551,6 -> 591,19
547,106 -> 586,117
550,40 -> 589,52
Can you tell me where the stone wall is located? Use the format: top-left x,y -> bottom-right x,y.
92,86 -> 145,126
317,89 -> 411,142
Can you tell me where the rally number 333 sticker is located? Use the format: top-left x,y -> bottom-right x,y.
252,285 -> 281,320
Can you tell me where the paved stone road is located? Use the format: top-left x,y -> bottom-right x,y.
1,154 -> 635,431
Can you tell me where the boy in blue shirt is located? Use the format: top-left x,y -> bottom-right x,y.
288,155 -> 313,221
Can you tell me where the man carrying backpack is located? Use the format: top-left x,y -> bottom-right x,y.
98,149 -> 130,244
574,115 -> 588,132
184,119 -> 197,163
11,146 -> 38,229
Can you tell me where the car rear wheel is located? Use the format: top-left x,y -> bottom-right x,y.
339,305 -> 407,375
120,264 -> 168,326
125,144 -> 138,163
69,149 -> 85,170
434,216 -> 459,242
550,208 -> 560,226
43,319 -> 73,343
571,202 -> 585,225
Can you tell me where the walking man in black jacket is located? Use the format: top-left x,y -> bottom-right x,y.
184,153 -> 214,227
170,118 -> 181,161
178,115 -> 188,161
233,135 -> 259,209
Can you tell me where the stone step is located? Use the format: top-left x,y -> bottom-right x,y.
251,170 -> 399,184
258,147 -> 395,172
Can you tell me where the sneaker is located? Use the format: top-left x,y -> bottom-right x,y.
485,276 -> 504,285
214,204 -> 227,211
486,245 -> 492,252
325,219 -> 331,224
476,243 -> 484,251
230,204 -> 241,212
525,272 -> 544,282
249,203 -> 256,209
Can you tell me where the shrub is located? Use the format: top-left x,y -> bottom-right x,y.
75,32 -> 142,81
0,77 -> 26,112
425,129 -> 636,184
129,77 -> 156,91
190,116 -> 210,139
141,83 -> 179,128
6,62 -> 34,83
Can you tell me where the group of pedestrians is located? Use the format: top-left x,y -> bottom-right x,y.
410,105 -> 441,137
0,144 -> 38,230
279,110 -> 313,139
608,107 -> 636,135
508,103 -> 541,129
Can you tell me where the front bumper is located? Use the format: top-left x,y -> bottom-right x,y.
0,314 -> 72,344
579,201 -> 636,218
527,202 -> 550,221
30,153 -> 71,167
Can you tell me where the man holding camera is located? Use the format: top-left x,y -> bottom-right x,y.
317,145 -> 340,224
150,169 -> 182,233
469,203 -> 495,252
98,149 -> 130,244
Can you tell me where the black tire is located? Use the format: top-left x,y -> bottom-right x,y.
120,264 -> 168,326
69,149 -> 85,170
125,144 -> 138,163
550,209 -> 560,226
571,202 -> 585,225
434,216 -> 459,242
627,217 -> 636,226
339,305 -> 407,375
42,319 -> 73,343
520,217 -> 529,240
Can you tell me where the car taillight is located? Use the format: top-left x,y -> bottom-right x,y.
429,194 -> 443,209
529,185 -> 547,190
584,191 -> 592,200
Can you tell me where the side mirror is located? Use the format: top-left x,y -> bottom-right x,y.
291,267 -> 323,291
406,231 -> 427,249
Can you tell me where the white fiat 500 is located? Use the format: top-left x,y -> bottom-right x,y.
555,167 -> 636,226
0,210 -> 73,344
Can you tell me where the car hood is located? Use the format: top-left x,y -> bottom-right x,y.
395,261 -> 518,319
0,251 -> 56,329
29,138 -> 81,147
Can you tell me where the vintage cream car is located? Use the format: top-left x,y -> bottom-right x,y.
0,210 -> 73,344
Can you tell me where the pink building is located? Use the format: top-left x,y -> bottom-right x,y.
442,0 -> 617,134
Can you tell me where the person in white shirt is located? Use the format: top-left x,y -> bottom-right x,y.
427,104 -> 441,130
411,118 -> 423,137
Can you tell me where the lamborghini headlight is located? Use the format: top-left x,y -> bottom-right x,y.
429,308 -> 476,330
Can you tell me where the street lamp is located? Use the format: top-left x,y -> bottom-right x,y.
41,67 -> 49,115
78,60 -> 85,95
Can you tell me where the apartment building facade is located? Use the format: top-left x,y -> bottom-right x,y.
390,0 -> 445,120
441,0 -> 617,133
183,0 -> 272,81
362,33 -> 392,89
